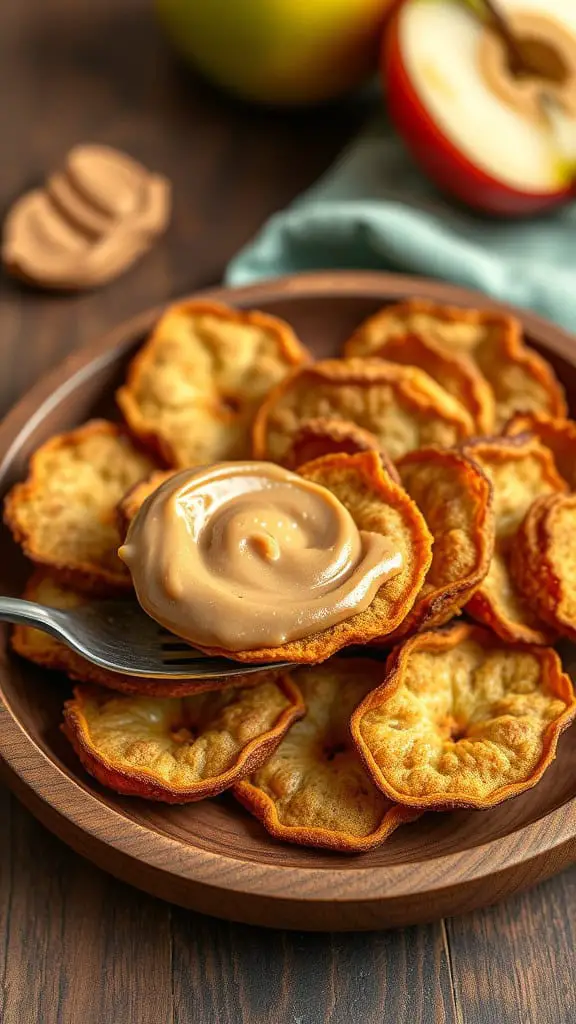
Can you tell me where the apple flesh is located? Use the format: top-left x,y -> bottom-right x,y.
156,0 -> 392,106
384,0 -> 576,216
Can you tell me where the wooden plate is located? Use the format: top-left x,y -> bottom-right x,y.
1,271 -> 575,932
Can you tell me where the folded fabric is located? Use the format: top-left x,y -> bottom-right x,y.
226,115 -> 576,332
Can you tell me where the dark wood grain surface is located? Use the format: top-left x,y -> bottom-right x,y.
0,0 -> 575,1021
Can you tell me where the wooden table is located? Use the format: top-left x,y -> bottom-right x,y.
1,1 -> 575,1021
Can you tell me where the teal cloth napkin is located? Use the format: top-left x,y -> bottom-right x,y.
225,117 -> 576,332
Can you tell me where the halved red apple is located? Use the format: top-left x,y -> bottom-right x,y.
384,0 -> 576,216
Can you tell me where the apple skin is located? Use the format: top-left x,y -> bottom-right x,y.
383,7 -> 575,217
156,0 -> 392,106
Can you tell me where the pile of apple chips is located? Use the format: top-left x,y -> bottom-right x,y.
5,297 -> 576,852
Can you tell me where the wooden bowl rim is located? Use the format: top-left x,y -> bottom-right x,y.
1,269 -> 575,909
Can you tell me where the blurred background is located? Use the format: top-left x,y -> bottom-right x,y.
3,0 -> 575,320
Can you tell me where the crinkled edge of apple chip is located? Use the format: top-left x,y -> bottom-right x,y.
117,299 -> 310,467
511,493 -> 576,641
344,310 -> 495,434
463,435 -> 566,645
234,778 -> 419,853
284,416 -> 400,482
235,657 -> 420,852
351,623 -> 576,811
384,446 -> 494,642
504,411 -> 576,490
252,357 -> 474,463
342,299 -> 566,430
4,419 -> 157,594
63,673 -> 305,803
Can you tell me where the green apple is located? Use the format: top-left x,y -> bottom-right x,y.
156,0 -> 391,105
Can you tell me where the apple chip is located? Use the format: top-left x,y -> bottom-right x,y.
511,494 -> 576,641
252,358 -> 474,464
11,572 -> 252,697
194,450 -> 433,664
235,658 -> 419,851
384,447 -> 494,641
351,624 -> 576,810
504,411 -> 576,489
463,436 -> 567,644
343,300 -> 566,430
117,300 -> 310,466
4,420 -> 157,594
283,416 -> 399,481
345,314 -> 494,433
117,469 -> 176,535
63,671 -> 305,803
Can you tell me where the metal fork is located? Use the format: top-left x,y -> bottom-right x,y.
0,596 -> 288,680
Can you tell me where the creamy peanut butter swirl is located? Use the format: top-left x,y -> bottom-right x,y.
119,463 -> 403,651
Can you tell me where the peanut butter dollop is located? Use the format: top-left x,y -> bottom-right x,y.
2,144 -> 170,290
119,463 -> 403,651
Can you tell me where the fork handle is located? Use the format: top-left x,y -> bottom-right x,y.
0,596 -> 65,635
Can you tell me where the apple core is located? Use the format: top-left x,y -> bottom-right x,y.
478,12 -> 576,123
